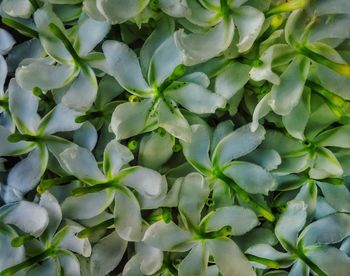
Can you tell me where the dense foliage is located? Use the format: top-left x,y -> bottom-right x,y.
1,0 -> 350,275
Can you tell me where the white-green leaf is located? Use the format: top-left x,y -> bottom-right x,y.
174,18 -> 235,65
299,213 -> 350,247
111,100 -> 156,140
38,104 -> 81,135
74,15 -> 110,56
202,206 -> 259,235
143,220 -> 194,252
96,0 -> 149,24
16,61 -> 76,91
138,131 -> 174,169
179,173 -> 209,226
215,62 -> 250,100
61,67 -> 98,112
59,145 -> 106,184
309,147 -> 343,179
0,28 -> 15,54
207,238 -> 256,276
62,189 -> 114,220
317,182 -> 350,212
232,6 -> 264,53
269,56 -> 310,115
159,0 -> 191,17
0,225 -> 25,271
39,192 -> 62,241
59,224 -> 92,257
90,231 -> 127,275
158,98 -> 192,142
181,124 -> 213,174
165,82 -> 226,114
118,166 -> 163,198
114,188 -> 142,241
1,201 -> 49,237
148,36 -> 183,86
212,123 -> 265,168
306,246 -> 350,276
9,78 -> 40,134
275,200 -> 307,248
178,243 -> 208,276
223,161 -> 276,194
1,0 -> 33,19
102,40 -> 152,96
7,146 -> 48,195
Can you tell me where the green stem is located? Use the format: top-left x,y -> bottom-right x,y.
284,240 -> 327,276
266,0 -> 309,16
219,173 -> 276,222
0,248 -> 54,276
7,133 -> 41,143
77,219 -> 114,238
11,234 -> 35,247
299,46 -> 350,77
71,183 -> 115,196
2,18 -> 38,38
37,176 -> 76,194
246,254 -> 282,269
48,23 -> 84,68
75,111 -> 105,123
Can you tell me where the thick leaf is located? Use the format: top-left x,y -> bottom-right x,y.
96,0 -> 149,24
143,220 -> 194,252
74,15 -> 110,56
148,36 -> 183,86
275,201 -> 307,248
269,56 -> 310,115
102,40 -> 152,96
118,166 -> 163,198
315,125 -> 350,148
39,192 -> 62,241
0,28 -> 15,54
1,0 -> 33,19
207,238 -> 256,276
114,188 -> 142,241
61,67 -> 98,112
232,6 -> 264,53
165,82 -> 226,114
8,78 -> 40,134
16,61 -> 76,91
215,62 -> 250,100
178,243 -> 208,276
60,224 -> 92,257
174,18 -> 235,65
38,104 -> 81,135
309,147 -> 343,179
138,131 -> 174,169
110,100 -> 155,140
62,189 -> 114,220
7,146 -> 48,195
159,0 -> 191,17
179,173 -> 209,226
223,161 -> 276,194
317,182 -> 350,212
158,98 -> 192,141
202,206 -> 259,236
299,213 -> 350,247
212,124 -> 266,168
0,225 -> 25,271
103,139 -> 134,179
90,231 -> 127,275
306,246 -> 350,276
1,201 -> 49,237
59,145 -> 106,184
181,124 -> 213,174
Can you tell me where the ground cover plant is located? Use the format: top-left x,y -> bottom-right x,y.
0,0 -> 350,275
